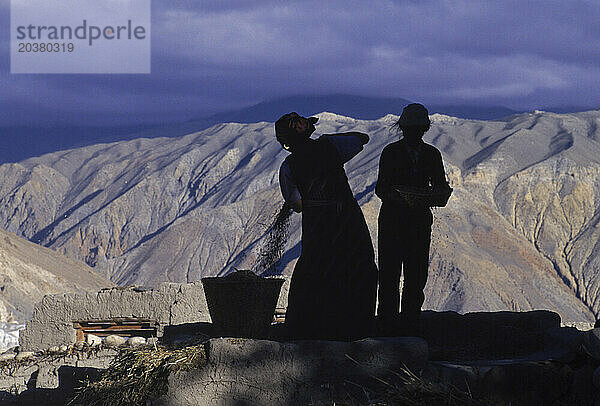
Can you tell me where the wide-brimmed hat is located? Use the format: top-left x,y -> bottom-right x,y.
398,103 -> 430,127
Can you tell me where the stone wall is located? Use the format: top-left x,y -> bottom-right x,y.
155,337 -> 428,405
0,348 -> 117,404
20,282 -> 210,351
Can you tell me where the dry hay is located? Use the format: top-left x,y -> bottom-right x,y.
69,340 -> 207,406
365,369 -> 485,405
344,356 -> 486,406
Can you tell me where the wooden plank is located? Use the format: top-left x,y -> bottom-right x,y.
79,321 -> 156,326
82,328 -> 156,334
80,325 -> 147,330
83,331 -> 155,338
74,319 -> 159,341
73,318 -> 154,324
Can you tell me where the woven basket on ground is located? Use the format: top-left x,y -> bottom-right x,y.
202,271 -> 285,338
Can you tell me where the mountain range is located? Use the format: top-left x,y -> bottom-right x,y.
1,109 -> 600,323
0,94 -> 518,164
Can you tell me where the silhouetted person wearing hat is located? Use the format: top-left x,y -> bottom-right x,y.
376,103 -> 451,335
276,112 -> 377,341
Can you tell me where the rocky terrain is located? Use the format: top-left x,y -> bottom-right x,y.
0,227 -> 114,322
0,110 -> 599,323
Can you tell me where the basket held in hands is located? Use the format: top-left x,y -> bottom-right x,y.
391,185 -> 453,207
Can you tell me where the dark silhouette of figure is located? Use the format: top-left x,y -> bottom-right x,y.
376,103 -> 451,335
276,112 -> 377,341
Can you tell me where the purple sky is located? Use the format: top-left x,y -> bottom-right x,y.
1,0 -> 600,126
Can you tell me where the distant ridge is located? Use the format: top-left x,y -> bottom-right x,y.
0,94 -> 518,164
0,227 -> 114,322
200,94 -> 519,123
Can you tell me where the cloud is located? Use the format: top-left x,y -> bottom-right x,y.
2,0 -> 600,126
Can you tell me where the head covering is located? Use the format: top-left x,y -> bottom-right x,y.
275,112 -> 318,148
397,103 -> 430,127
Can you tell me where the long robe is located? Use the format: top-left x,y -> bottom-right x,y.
282,136 -> 377,340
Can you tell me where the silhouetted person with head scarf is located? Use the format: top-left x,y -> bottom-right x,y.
276,112 -> 377,341
376,103 -> 452,335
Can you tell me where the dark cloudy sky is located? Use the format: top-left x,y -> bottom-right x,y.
1,0 -> 599,126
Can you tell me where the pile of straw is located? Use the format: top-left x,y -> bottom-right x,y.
343,355 -> 485,406
69,341 -> 206,406
365,367 -> 485,405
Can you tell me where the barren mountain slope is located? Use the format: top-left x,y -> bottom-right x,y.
0,227 -> 114,322
0,110 -> 599,322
